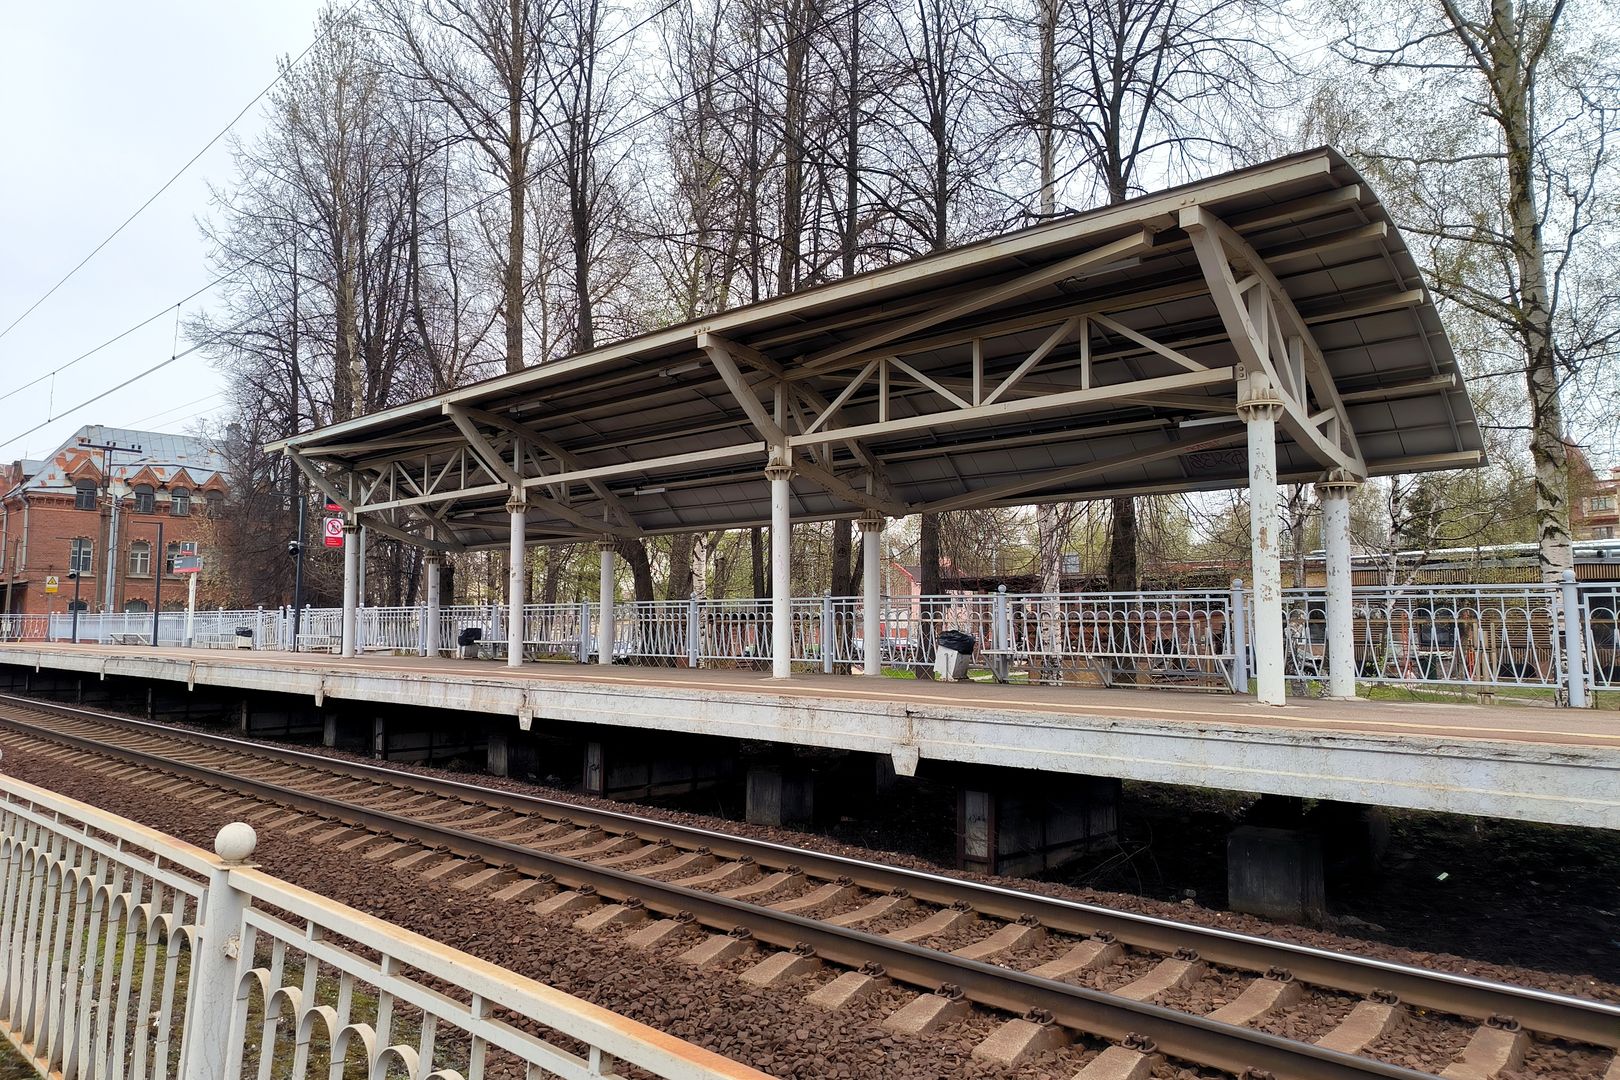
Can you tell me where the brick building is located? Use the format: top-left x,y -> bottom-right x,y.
1573,465 -> 1620,541
0,425 -> 228,618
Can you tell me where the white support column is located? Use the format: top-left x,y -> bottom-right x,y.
1317,473 -> 1360,700
340,521 -> 360,657
859,511 -> 883,677
1238,372 -> 1286,705
767,458 -> 795,679
507,496 -> 527,668
423,551 -> 442,658
598,540 -> 617,665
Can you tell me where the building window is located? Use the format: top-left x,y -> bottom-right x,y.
1597,526 -> 1616,540
164,542 -> 181,575
69,538 -> 93,574
124,599 -> 149,614
1590,495 -> 1616,513
206,491 -> 225,518
75,480 -> 97,510
170,487 -> 191,517
129,540 -> 151,577
134,485 -> 154,514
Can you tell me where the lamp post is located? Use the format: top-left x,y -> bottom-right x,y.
151,520 -> 164,647
68,569 -> 82,642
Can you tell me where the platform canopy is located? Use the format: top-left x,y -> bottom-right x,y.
268,147 -> 1482,553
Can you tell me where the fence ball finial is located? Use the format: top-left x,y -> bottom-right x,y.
214,822 -> 257,864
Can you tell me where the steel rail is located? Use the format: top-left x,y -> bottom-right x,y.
0,707 -> 1441,1080
2,691 -> 1617,1052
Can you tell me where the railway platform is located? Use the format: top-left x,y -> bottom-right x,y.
2,643 -> 1614,834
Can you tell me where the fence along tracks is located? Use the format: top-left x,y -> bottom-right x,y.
1,692 -> 1615,1080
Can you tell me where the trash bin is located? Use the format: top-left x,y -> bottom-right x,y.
934,629 -> 976,681
233,626 -> 254,650
456,626 -> 484,659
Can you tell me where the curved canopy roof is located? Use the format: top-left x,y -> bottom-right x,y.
270,147 -> 1483,553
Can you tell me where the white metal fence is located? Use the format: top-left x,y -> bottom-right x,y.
10,580 -> 1616,704
0,772 -> 769,1080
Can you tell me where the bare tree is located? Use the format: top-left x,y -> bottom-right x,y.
1332,0 -> 1619,581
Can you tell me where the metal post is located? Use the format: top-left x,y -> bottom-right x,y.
991,584 -> 1009,683
1238,373 -> 1285,705
1562,569 -> 1588,708
291,485 -> 306,651
1319,474 -> 1359,699
340,521 -> 359,657
424,552 -> 442,658
178,823 -> 256,1080
578,599 -> 592,663
822,590 -> 834,674
860,511 -> 883,677
507,496 -> 527,668
152,520 -> 164,647
687,594 -> 701,668
358,524 -> 368,606
767,459 -> 794,679
70,570 -> 82,642
184,570 -> 197,648
1230,578 -> 1249,692
598,540 -> 616,666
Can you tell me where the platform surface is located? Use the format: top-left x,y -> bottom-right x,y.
4,644 -> 1616,829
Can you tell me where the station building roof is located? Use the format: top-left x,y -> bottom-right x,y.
268,148 -> 1483,553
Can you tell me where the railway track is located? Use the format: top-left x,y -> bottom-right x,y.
1,691 -> 1615,1080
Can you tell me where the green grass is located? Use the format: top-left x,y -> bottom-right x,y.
0,1031 -> 43,1080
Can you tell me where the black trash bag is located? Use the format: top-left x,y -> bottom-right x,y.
936,629 -> 976,653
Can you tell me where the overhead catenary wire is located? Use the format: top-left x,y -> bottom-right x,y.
0,0 -> 871,451
0,0 -> 367,347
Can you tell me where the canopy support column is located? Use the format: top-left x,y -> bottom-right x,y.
768,458 -> 795,679
507,496 -> 526,668
1239,372 -> 1285,705
340,521 -> 359,658
1318,472 -> 1360,700
860,511 -> 884,677
424,550 -> 442,658
598,539 -> 616,666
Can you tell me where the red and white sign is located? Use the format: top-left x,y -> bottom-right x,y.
323,517 -> 345,548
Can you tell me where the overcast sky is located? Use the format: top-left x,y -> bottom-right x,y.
0,2 -> 326,462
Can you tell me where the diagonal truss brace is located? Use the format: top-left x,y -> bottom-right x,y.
1181,206 -> 1366,477
283,448 -> 461,552
443,404 -> 639,538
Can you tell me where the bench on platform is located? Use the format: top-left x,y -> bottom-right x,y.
197,633 -> 238,649
109,633 -> 150,646
296,634 -> 337,653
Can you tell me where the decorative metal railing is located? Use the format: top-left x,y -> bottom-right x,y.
10,580 -> 1615,705
0,773 -> 771,1080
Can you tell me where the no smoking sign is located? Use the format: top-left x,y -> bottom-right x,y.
323,516 -> 345,548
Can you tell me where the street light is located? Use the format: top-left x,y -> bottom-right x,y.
67,569 -> 82,642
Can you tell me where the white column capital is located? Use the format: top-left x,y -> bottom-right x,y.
1235,369 -> 1284,424
857,510 -> 885,532
505,495 -> 529,515
423,549 -> 444,565
597,537 -> 617,553
1315,469 -> 1362,497
764,461 -> 795,483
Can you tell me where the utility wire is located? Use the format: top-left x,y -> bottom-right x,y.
0,0 -> 365,345
0,0 -> 868,449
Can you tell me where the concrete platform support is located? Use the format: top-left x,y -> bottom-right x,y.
488,730 -> 510,777
1318,473 -> 1360,699
860,511 -> 883,677
958,771 -> 1120,876
746,765 -> 815,827
423,551 -> 442,657
507,496 -> 527,668
581,735 -> 734,800
1227,824 -> 1325,923
767,458 -> 794,679
1239,373 -> 1285,705
341,521 -> 360,657
598,540 -> 615,666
